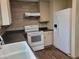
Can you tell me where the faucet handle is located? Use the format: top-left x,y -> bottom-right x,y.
0,41 -> 2,49
0,36 -> 5,45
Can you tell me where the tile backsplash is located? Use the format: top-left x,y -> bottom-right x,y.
7,0 -> 48,30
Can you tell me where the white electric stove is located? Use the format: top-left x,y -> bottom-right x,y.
24,25 -> 44,51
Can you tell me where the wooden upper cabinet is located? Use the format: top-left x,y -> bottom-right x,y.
39,0 -> 50,22
0,1 -> 2,27
0,0 -> 12,26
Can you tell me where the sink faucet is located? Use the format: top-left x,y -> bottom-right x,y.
0,36 -> 5,49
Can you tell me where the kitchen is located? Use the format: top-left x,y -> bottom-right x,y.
0,0 -> 79,59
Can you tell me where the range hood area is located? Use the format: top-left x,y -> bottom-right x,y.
24,13 -> 40,17
16,0 -> 39,2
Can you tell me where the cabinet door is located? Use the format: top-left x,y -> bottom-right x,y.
44,31 -> 53,46
1,0 -> 11,26
39,1 -> 49,22
0,0 -> 2,26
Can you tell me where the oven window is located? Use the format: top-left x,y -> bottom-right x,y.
0,38 -> 1,41
31,35 -> 41,42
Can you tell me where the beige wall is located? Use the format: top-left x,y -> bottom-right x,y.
67,0 -> 72,8
70,0 -> 79,58
7,0 -> 48,30
1,0 -> 48,30
47,0 -> 53,29
10,0 -> 39,28
0,0 -> 2,26
73,0 -> 79,57
8,0 -> 72,30
70,0 -> 76,58
53,0 -> 68,12
48,0 -> 71,29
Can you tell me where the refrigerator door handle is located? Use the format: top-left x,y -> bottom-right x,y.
54,24 -> 57,28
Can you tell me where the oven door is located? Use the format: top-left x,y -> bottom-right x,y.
27,31 -> 44,47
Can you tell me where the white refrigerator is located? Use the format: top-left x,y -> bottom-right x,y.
54,8 -> 71,55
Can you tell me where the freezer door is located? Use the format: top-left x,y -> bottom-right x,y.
54,8 -> 71,55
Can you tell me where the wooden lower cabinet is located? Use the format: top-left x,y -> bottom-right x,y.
43,31 -> 53,46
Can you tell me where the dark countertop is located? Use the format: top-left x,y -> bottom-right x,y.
6,26 -> 54,32
0,26 -> 8,36
39,27 -> 53,31
2,30 -> 26,44
2,27 -> 53,44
